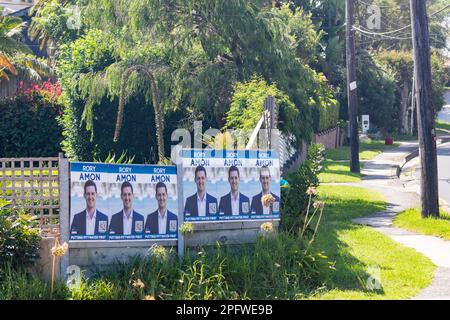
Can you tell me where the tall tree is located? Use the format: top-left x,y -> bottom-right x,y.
31,0 -> 340,162
114,65 -> 165,163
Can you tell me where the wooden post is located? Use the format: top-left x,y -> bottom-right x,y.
410,75 -> 415,136
346,0 -> 360,173
176,154 -> 185,258
58,153 -> 70,280
410,0 -> 440,217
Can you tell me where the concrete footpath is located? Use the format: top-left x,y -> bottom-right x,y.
350,141 -> 450,300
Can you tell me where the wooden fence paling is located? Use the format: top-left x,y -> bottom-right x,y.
0,156 -> 60,230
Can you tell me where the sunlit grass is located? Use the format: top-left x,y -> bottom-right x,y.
309,185 -> 435,300
393,208 -> 450,240
319,140 -> 398,183
436,120 -> 450,132
319,161 -> 362,183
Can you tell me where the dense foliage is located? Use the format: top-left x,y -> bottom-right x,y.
280,143 -> 325,234
225,77 -> 306,146
56,30 -> 172,162
294,0 -> 449,135
1,0 -> 445,161
32,0 -> 343,161
0,81 -> 63,157
357,54 -> 398,134
0,234 -> 329,300
374,50 -> 447,134
0,201 -> 41,269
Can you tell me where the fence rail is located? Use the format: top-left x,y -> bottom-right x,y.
0,157 -> 60,231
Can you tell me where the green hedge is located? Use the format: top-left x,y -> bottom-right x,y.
59,94 -> 181,163
311,74 -> 340,133
312,101 -> 340,133
0,89 -> 63,158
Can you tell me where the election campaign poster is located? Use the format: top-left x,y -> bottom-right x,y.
182,149 -> 281,222
70,162 -> 178,241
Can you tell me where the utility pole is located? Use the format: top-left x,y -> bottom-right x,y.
410,0 -> 440,217
346,0 -> 360,173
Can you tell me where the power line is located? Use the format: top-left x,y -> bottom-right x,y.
353,3 -> 450,38
356,0 -> 410,10
353,25 -> 412,39
353,23 -> 410,36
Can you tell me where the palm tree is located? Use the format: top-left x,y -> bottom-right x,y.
0,14 -> 51,81
0,15 -> 24,80
28,0 -> 75,59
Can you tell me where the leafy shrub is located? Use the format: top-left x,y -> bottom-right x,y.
280,143 -> 325,234
225,76 -> 339,147
0,81 -> 64,157
0,202 -> 41,269
0,225 -> 330,299
68,232 -> 328,300
225,76 -> 307,147
71,277 -> 119,300
311,74 -> 340,133
219,233 -> 329,299
0,263 -> 68,300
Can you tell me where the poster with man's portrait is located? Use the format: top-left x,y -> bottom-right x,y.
69,162 -> 178,242
182,150 -> 281,222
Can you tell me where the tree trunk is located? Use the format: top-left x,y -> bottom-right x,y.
113,65 -> 165,163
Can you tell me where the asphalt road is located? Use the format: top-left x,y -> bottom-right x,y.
437,142 -> 450,205
404,91 -> 450,205
438,90 -> 450,123
438,91 -> 450,204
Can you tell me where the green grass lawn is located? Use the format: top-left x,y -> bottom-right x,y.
318,140 -> 399,183
324,140 -> 400,161
309,185 -> 435,299
392,134 -> 418,142
393,208 -> 450,240
436,120 -> 450,132
319,161 -> 362,183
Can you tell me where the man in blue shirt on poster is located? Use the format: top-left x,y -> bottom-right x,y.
109,182 -> 144,236
184,166 -> 218,218
219,166 -> 250,216
70,180 -> 109,236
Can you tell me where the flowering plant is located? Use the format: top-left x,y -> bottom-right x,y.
260,222 -> 275,236
51,242 -> 68,257
261,194 -> 275,207
18,80 -> 63,105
